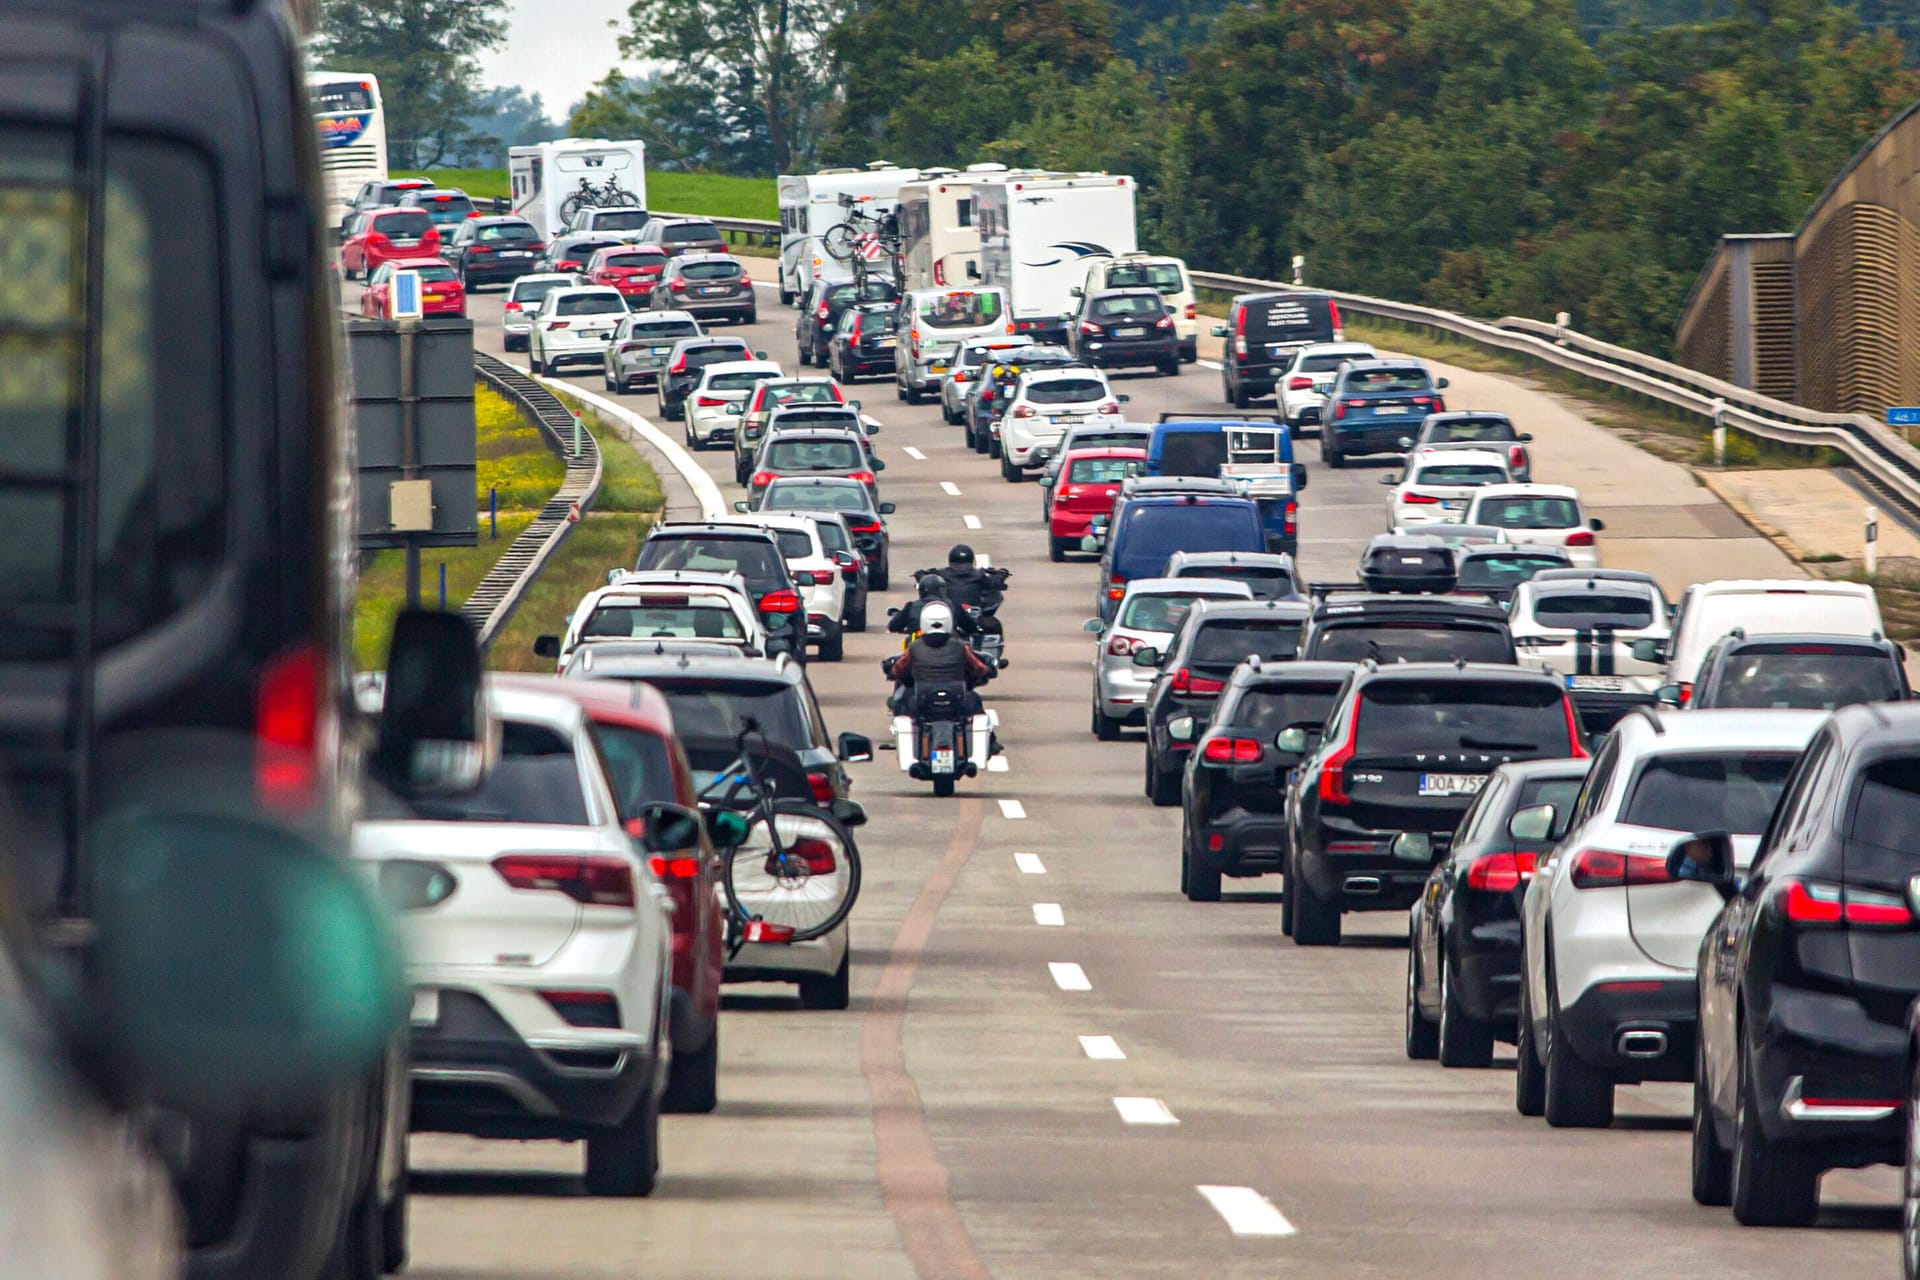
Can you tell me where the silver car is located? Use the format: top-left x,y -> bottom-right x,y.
604,310 -> 703,393
1082,577 -> 1252,735
501,272 -> 576,353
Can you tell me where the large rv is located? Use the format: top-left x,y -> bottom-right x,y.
509,138 -> 649,240
775,163 -> 922,303
975,173 -> 1139,345
895,163 -> 1015,292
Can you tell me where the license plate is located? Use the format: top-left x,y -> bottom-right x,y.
392,238 -> 419,248
652,346 -> 670,354
1418,773 -> 1486,797
931,748 -> 955,774
930,364 -> 948,374
1441,499 -> 1466,510
700,287 -> 728,296
582,329 -> 609,340
1569,675 -> 1625,691
1373,405 -> 1409,415
502,250 -> 529,258
1117,326 -> 1145,337
410,988 -> 440,1027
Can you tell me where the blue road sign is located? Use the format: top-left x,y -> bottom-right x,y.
390,269 -> 423,320
1888,406 -> 1920,427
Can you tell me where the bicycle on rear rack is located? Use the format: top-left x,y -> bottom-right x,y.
699,718 -> 862,954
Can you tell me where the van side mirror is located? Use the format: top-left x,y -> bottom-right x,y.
837,731 -> 874,763
1292,463 -> 1308,491
534,634 -> 561,660
1507,803 -> 1556,843
1667,831 -> 1737,898
631,802 -> 703,852
374,610 -> 491,799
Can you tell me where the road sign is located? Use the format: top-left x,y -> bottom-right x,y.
389,269 -> 423,320
1887,407 -> 1920,426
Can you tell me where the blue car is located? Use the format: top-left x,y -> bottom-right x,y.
1095,493 -> 1266,621
1145,413 -> 1308,555
1319,359 -> 1448,468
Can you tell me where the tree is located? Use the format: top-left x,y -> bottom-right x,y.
313,0 -> 510,169
446,84 -> 561,167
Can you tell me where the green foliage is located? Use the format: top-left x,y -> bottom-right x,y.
475,385 -> 565,510
312,0 -> 509,169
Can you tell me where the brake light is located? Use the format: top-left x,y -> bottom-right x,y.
670,280 -> 688,293
466,209 -> 481,219
849,316 -> 863,342
847,519 -> 881,534
1107,634 -> 1140,656
1466,851 -> 1539,891
1675,681 -> 1693,705
1184,303 -> 1196,320
1059,485 -> 1082,501
954,369 -> 972,383
1568,849 -> 1671,890
750,470 -> 776,487
807,771 -> 836,804
1283,501 -> 1297,533
645,854 -> 701,880
1107,575 -> 1125,602
505,301 -> 523,312
1232,306 -> 1248,358
1329,299 -> 1342,337
368,231 -> 390,247
668,356 -> 687,374
817,302 -> 831,320
1561,696 -> 1588,757
1202,736 -> 1262,763
1566,529 -> 1595,547
1012,404 -> 1035,419
981,388 -> 995,404
769,835 -> 837,877
848,470 -> 877,485
696,395 -> 728,406
757,589 -> 801,613
1288,376 -> 1313,390
1080,322 -> 1103,336
546,321 -> 570,330
1332,402 -> 1348,419
618,342 -> 644,354
1411,397 -> 1432,407
1155,315 -> 1174,330
1319,699 -> 1359,805
493,855 -> 636,907
1432,397 -> 1445,412
1403,493 -> 1440,505
1169,668 -> 1225,695
1779,879 -> 1911,927
256,642 -> 320,811
1097,401 -> 1121,415
1509,444 -> 1527,471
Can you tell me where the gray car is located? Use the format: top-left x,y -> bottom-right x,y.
651,253 -> 756,324
604,310 -> 703,393
1083,577 -> 1253,736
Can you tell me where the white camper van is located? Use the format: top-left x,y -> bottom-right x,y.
509,138 -> 648,241
776,164 -> 921,305
896,163 -> 1014,292
975,173 -> 1138,345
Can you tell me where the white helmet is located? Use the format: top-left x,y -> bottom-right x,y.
920,601 -> 954,636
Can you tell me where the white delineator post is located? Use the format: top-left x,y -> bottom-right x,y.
1865,505 -> 1879,579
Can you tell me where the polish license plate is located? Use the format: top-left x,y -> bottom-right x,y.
931,748 -> 956,774
1418,773 -> 1486,797
1117,326 -> 1145,337
410,988 -> 440,1027
1569,675 -> 1625,691
1373,405 -> 1408,415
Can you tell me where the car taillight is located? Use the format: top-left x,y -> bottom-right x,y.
847,519 -> 880,534
848,470 -> 876,485
505,301 -> 523,312
1411,397 -> 1432,407
1155,315 -> 1174,330
1097,401 -> 1121,415
256,642 -> 320,812
546,320 -> 569,330
1466,851 -> 1540,892
1509,444 -> 1527,470
1232,307 -> 1248,358
1059,485 -> 1082,501
1283,501 -> 1297,533
1107,634 -> 1140,656
618,342 -> 644,354
671,280 -> 688,292
466,209 -> 481,219
1566,529 -> 1595,547
758,589 -> 801,613
699,395 -> 733,406
1432,396 -> 1445,412
1318,700 -> 1359,805
1202,736 -> 1262,763
1184,303 -> 1196,320
1287,376 -> 1313,390
1778,879 -> 1911,927
768,835 -> 836,877
1568,849 -> 1671,890
750,470 -> 776,487
954,369 -> 972,382
1332,401 -> 1348,419
1012,404 -> 1035,418
645,854 -> 702,880
668,356 -> 687,373
368,231 -> 390,246
817,302 -> 831,319
807,771 -> 836,804
1169,668 -> 1225,695
1107,575 -> 1125,601
981,388 -> 995,404
1080,322 -> 1102,336
1561,697 -> 1589,758
493,855 -> 636,907
1403,493 -> 1440,505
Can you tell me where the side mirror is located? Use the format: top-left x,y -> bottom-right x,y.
833,550 -> 856,568
1274,726 -> 1310,755
1397,436 -> 1414,450
1507,803 -> 1556,843
831,798 -> 868,827
631,801 -> 703,852
1080,534 -> 1104,552
1167,716 -> 1196,742
1631,638 -> 1667,663
374,610 -> 490,799
1069,286 -> 1083,297
1131,646 -> 1161,668
874,459 -> 887,471
1211,325 -> 1228,338
1082,618 -> 1106,634
1520,432 -> 1534,442
1379,473 -> 1400,486
792,570 -> 818,586
1436,376 -> 1450,389
1292,463 -> 1308,491
1117,394 -> 1131,404
878,502 -> 897,515
1589,517 -> 1606,531
1666,831 -> 1737,898
754,350 -> 768,359
1655,684 -> 1684,707
534,634 -> 561,659
1391,831 -> 1433,862
705,807 -> 750,847
837,731 -> 874,763
847,399 -> 862,411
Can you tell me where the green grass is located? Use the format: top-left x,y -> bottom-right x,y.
545,391 -> 666,513
395,168 -> 776,221
488,513 -> 655,671
393,168 -> 511,200
354,512 -> 537,670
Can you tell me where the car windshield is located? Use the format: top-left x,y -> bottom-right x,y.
1346,368 -> 1431,393
1068,457 -> 1142,484
555,293 -> 624,317
1107,263 -> 1184,294
410,721 -> 587,825
602,253 -> 659,270
1176,565 -> 1295,598
664,221 -> 721,242
1708,648 -> 1902,709
767,485 -> 870,513
477,222 -> 538,242
1192,620 -> 1300,664
1026,378 -> 1107,405
648,680 -> 810,753
710,370 -> 777,392
1314,622 -> 1513,664
1430,418 -> 1516,443
1231,685 -> 1343,735
918,291 -> 1002,328
631,319 -> 700,340
683,260 -> 743,280
635,537 -> 785,584
1356,681 -> 1571,756
1093,294 -> 1165,319
766,439 -> 863,471
1531,593 -> 1656,630
1414,465 -> 1506,486
1477,496 -> 1582,529
374,211 -> 433,238
589,723 -> 678,817
1118,592 -> 1215,633
591,210 -> 650,231
580,598 -> 747,642
1456,554 -> 1563,589
512,278 -> 568,304
1622,753 -> 1799,834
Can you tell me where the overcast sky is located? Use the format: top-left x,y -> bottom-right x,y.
477,0 -> 640,123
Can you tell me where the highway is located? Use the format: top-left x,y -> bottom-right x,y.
391,277 -> 1897,1279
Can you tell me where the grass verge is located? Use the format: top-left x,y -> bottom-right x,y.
394,169 -> 777,220
545,391 -> 666,513
487,513 -> 654,671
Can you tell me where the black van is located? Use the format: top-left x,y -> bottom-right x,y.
1215,291 -> 1342,407
0,2 -> 484,1277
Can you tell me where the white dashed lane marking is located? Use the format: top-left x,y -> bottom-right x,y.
1048,962 -> 1091,991
904,446 -> 926,460
998,798 -> 1026,819
1014,853 -> 1046,874
1079,1035 -> 1126,1060
963,514 -> 982,529
940,481 -> 962,496
1196,1186 -> 1297,1237
1032,903 -> 1065,927
1113,1097 -> 1179,1125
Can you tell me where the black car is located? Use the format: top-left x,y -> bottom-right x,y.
749,477 -> 894,589
963,345 -> 1081,453
1683,631 -> 1909,710
634,215 -> 727,259
657,335 -> 760,421
1142,598 -> 1310,806
734,403 -> 871,485
1177,661 -> 1353,901
632,523 -> 808,657
1406,759 -> 1586,1065
1068,287 -> 1181,375
1453,544 -> 1572,605
651,253 -> 756,324
445,215 -> 544,288
829,301 -> 900,382
1162,550 -> 1302,601
1299,590 -> 1517,665
1215,291 -> 1342,407
1285,662 -> 1583,945
798,276 -> 900,366
1359,533 -> 1458,594
1686,703 -> 1920,1225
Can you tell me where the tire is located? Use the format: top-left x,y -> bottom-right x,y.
818,625 -> 844,661
847,597 -> 868,632
1404,946 -> 1439,1060
894,375 -> 906,401
1092,704 -> 1121,742
1731,1044 -> 1819,1226
744,309 -> 758,325
529,351 -> 544,377
606,368 -> 619,394
1436,954 -> 1495,1068
1692,1039 -> 1734,1207
1544,979 -> 1615,1128
779,286 -> 794,307
1322,439 -> 1345,469
905,383 -> 922,405
662,1021 -> 719,1115
799,949 -> 851,1010
1000,451 -> 1020,482
379,1172 -> 408,1276
1231,379 -> 1251,409
1183,834 -> 1222,903
1145,752 -> 1180,807
1280,845 -> 1296,937
1048,536 -> 1067,562
583,1079 -> 660,1197
1904,1061 -> 1920,1277
932,776 -> 956,798
870,560 -> 888,592
1291,863 -> 1341,946
989,436 -> 1002,460
1159,359 -> 1181,377
1515,978 -> 1547,1117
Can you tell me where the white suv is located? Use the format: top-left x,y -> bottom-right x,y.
686,360 -> 784,450
1382,450 -> 1512,527
998,366 -> 1122,482
1275,341 -> 1376,433
529,286 -> 629,375
722,513 -> 849,660
1515,708 -> 1822,1128
546,571 -> 770,669
351,683 -> 675,1195
502,272 -> 576,353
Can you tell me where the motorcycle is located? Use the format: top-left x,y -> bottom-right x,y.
890,682 -> 998,798
915,564 -> 1012,668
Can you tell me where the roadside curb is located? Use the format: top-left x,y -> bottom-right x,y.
1689,467 -> 1814,567
525,369 -> 727,522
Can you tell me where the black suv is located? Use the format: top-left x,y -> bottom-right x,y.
1682,631 -> 1908,710
1067,287 -> 1181,375
445,215 -> 544,288
798,276 -> 900,366
1685,703 -> 1920,1225
1141,598 -> 1310,805
1286,662 -> 1582,945
1176,660 -> 1352,901
829,300 -> 900,382
633,523 -> 807,658
1300,590 -> 1517,665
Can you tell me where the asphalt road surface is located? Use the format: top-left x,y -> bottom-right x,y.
368,275 -> 1897,1279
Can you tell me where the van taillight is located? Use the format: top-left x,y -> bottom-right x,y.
1329,299 -> 1342,339
1232,306 -> 1248,358
1566,530 -> 1595,547
256,642 -> 321,811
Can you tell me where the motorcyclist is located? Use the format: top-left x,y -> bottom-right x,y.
886,601 -> 989,715
935,544 -> 1006,637
890,572 -> 981,638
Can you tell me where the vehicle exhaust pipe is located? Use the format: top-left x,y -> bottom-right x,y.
1342,876 -> 1382,895
1617,1029 -> 1667,1059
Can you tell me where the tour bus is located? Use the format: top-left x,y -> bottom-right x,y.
975,172 -> 1139,345
895,163 -> 1014,292
308,68 -> 387,229
776,162 -> 922,305
509,137 -> 649,240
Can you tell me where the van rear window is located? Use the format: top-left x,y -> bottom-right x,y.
1158,431 -> 1228,477
1116,504 -> 1261,571
1356,682 -> 1571,756
1242,295 -> 1335,341
591,210 -> 650,232
663,221 -> 720,242
1107,263 -> 1184,294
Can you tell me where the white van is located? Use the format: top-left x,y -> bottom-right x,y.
1076,253 -> 1198,362
1651,579 -> 1884,697
894,287 -> 1014,403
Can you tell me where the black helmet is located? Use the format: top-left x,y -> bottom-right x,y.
917,575 -> 948,600
948,544 -> 975,568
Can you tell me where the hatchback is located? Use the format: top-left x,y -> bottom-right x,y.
504,272 -> 578,352
1382,453 -> 1513,527
1068,287 -> 1181,375
544,235 -> 631,275
529,286 -> 630,375
799,277 -> 900,366
1048,447 -> 1146,561
748,430 -> 882,502
658,336 -> 762,420
653,253 -> 756,324
1275,341 -> 1377,433
748,478 -> 895,588
1403,411 -> 1533,482
999,367 -> 1124,481
605,311 -> 704,392
724,513 -> 852,659
686,360 -> 784,449
636,216 -> 728,259
830,301 -> 900,382
1320,359 -> 1448,467
1463,484 -> 1603,569
360,257 -> 465,318
943,336 -> 1035,424
395,187 -> 479,239
1084,578 -> 1253,738
588,244 -> 669,305
339,205 -> 438,279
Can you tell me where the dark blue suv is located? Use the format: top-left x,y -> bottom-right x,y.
1320,359 -> 1447,468
1095,493 -> 1266,621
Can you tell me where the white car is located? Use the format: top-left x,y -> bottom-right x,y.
686,359 -> 784,450
548,571 -> 771,669
1463,483 -> 1604,568
1275,341 -> 1377,434
998,366 -> 1123,481
1383,450 -> 1513,527
1517,707 -> 1822,1128
722,513 -> 850,659
941,336 -> 1033,424
502,272 -> 576,353
1084,576 -> 1253,737
1510,571 -> 1670,704
1651,578 -> 1883,702
351,683 -> 675,1195
529,285 -> 629,376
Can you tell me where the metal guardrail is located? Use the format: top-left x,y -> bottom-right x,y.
465,352 -> 603,648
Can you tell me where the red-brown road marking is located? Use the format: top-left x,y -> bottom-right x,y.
859,797 -> 993,1280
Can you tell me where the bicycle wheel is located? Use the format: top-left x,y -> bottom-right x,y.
559,191 -> 588,223
605,183 -> 638,206
720,799 -> 862,942
822,220 -> 858,262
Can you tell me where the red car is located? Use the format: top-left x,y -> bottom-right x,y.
508,675 -> 727,1114
1047,446 -> 1145,561
360,257 -> 466,318
338,205 -> 440,281
588,244 -> 669,304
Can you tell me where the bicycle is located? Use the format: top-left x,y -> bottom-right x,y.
699,718 -> 862,951
559,176 -> 641,224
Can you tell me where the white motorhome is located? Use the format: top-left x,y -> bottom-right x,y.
509,138 -> 648,240
896,163 -> 1014,292
975,173 -> 1138,344
776,163 -> 920,304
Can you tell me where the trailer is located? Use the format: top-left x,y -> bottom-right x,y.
776,163 -> 922,304
975,173 -> 1138,345
508,138 -> 648,241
